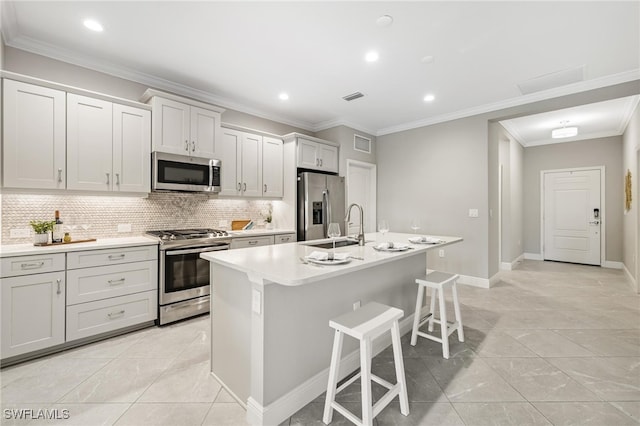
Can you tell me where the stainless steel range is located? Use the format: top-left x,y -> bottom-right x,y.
146,228 -> 231,325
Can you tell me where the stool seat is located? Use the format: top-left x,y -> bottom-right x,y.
323,302 -> 409,426
410,271 -> 464,359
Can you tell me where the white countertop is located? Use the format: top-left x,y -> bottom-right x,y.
0,236 -> 159,257
201,232 -> 462,286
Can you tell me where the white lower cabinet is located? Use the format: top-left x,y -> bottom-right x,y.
66,246 -> 158,342
274,233 -> 296,244
0,271 -> 66,359
230,235 -> 274,249
66,291 -> 157,341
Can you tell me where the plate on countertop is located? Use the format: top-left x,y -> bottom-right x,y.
373,243 -> 410,252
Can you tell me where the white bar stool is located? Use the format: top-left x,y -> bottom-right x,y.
323,302 -> 409,426
410,271 -> 464,359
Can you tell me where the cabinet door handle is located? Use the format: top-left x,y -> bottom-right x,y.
20,261 -> 45,270
108,278 -> 126,285
243,183 -> 247,191
237,182 -> 241,191
56,278 -> 62,295
320,159 -> 323,167
57,168 -> 63,183
264,184 -> 267,193
106,172 -> 110,185
108,254 -> 125,260
316,158 -> 319,166
108,310 -> 125,319
191,141 -> 196,152
185,140 -> 189,151
115,173 -> 120,185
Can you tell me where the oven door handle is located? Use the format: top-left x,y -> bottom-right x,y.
165,246 -> 229,256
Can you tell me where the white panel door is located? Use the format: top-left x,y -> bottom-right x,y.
190,106 -> 219,158
240,133 -> 263,197
219,128 -> 242,196
3,80 -> 66,189
544,169 -> 601,265
67,94 -> 113,191
262,136 -> 283,197
113,104 -> 151,193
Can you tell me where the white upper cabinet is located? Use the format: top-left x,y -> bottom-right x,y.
144,90 -> 223,158
262,136 -> 283,197
113,104 -> 151,193
67,94 -> 113,191
67,94 -> 151,192
219,128 -> 242,196
2,79 -> 66,189
241,132 -> 263,197
297,137 -> 338,173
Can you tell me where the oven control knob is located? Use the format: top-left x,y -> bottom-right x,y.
161,235 -> 169,240
208,233 -> 215,238
169,235 -> 177,240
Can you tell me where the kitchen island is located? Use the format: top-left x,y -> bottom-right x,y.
201,232 -> 462,426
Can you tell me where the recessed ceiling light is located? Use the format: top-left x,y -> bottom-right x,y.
376,15 -> 394,27
421,55 -> 435,64
83,19 -> 103,32
278,93 -> 289,101
423,94 -> 436,102
365,51 -> 379,62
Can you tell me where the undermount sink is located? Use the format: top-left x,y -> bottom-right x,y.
305,238 -> 361,249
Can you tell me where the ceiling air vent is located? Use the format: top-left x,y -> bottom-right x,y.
343,92 -> 364,101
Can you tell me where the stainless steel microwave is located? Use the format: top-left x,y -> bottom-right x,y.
152,152 -> 221,193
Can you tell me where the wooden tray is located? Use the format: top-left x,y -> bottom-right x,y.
231,220 -> 251,230
34,238 -> 97,247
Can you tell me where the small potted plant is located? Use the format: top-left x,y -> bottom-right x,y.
29,220 -> 55,245
262,206 -> 273,229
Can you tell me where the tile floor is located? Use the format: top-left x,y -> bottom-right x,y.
1,260 -> 639,425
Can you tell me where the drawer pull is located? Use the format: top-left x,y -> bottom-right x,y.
108,310 -> 125,319
20,261 -> 45,270
108,278 -> 126,285
56,278 -> 62,295
108,254 -> 126,261
281,237 -> 290,242
248,241 -> 258,245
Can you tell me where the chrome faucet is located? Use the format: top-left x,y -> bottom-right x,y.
344,203 -> 365,246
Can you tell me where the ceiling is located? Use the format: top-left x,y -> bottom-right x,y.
1,1 -> 639,136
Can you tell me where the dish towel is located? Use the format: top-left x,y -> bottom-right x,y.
306,251 -> 350,261
375,242 -> 408,250
408,236 -> 443,244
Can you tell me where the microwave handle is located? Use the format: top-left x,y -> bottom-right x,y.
209,160 -> 214,188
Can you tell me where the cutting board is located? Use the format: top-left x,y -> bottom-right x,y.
231,220 -> 251,230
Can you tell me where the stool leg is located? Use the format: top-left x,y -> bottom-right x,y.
452,280 -> 465,342
410,283 -> 425,346
428,287 -> 437,332
438,287 -> 450,359
391,321 -> 410,416
323,330 -> 344,424
360,337 -> 374,426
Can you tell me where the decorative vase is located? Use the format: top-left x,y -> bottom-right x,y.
34,232 -> 49,245
266,222 -> 273,230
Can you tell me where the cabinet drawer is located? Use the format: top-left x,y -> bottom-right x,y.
67,245 -> 157,269
274,233 -> 296,244
230,235 -> 274,249
66,290 -> 157,341
67,260 -> 158,305
1,253 -> 65,278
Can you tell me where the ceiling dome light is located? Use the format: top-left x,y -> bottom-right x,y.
365,51 -> 379,62
551,121 -> 578,138
278,93 -> 289,101
83,19 -> 103,32
423,94 -> 436,102
376,15 -> 394,27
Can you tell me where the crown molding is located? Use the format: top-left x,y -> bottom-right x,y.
3,33 -> 317,132
499,120 -> 526,146
618,95 -> 640,134
312,118 -> 377,138
376,69 -> 640,136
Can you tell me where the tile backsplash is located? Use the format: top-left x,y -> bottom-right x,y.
1,192 -> 278,244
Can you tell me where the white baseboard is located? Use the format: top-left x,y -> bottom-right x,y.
457,274 -> 490,289
622,263 -> 638,293
488,271 -> 502,288
500,254 -> 524,271
603,260 -> 624,269
524,252 -> 543,261
246,314 -> 417,426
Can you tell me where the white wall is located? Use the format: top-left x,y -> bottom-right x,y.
622,103 -> 639,289
314,125 -> 377,177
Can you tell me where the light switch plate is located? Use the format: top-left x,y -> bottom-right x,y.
252,289 -> 262,314
117,224 -> 132,233
10,228 -> 30,238
468,209 -> 479,218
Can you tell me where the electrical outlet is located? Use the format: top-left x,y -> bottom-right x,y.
252,289 -> 262,314
439,249 -> 445,258
219,220 -> 228,228
10,228 -> 30,238
468,209 -> 479,218
353,301 -> 361,311
117,224 -> 132,233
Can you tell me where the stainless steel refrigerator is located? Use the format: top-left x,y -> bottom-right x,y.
297,172 -> 346,241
